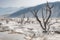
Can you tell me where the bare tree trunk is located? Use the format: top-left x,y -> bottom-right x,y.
30,2 -> 54,33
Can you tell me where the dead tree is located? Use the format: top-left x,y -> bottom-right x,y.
30,2 -> 54,33
20,13 -> 25,24
24,16 -> 30,24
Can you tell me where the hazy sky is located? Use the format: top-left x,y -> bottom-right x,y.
0,0 -> 60,8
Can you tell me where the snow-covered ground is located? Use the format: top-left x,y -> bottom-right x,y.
0,17 -> 60,40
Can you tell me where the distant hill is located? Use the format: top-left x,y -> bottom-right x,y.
8,2 -> 60,18
0,7 -> 20,16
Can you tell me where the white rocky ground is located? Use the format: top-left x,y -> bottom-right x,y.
0,17 -> 60,40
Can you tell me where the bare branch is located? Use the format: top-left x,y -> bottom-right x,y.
45,2 -> 54,24
30,9 -> 45,30
45,9 -> 51,24
42,8 -> 45,23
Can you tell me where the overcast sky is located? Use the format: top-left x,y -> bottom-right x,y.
0,0 -> 60,8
